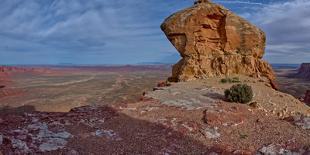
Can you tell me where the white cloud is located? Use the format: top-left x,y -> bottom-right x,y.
0,0 -> 309,64
215,0 -> 265,6
0,0 -> 190,64
247,0 -> 310,63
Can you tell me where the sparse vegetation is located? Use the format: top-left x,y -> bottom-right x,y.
239,132 -> 248,139
225,84 -> 253,103
220,77 -> 240,83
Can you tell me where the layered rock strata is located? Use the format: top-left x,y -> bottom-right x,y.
297,63 -> 310,79
161,0 -> 275,82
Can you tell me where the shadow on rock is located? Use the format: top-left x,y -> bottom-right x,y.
0,105 -> 36,116
203,92 -> 225,100
62,106 -> 211,154
0,105 -> 214,154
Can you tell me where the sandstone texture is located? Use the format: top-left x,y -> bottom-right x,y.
297,63 -> 310,79
161,0 -> 275,82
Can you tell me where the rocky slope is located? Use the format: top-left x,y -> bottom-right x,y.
0,83 -> 309,154
146,76 -> 310,118
161,0 -> 275,82
296,63 -> 310,79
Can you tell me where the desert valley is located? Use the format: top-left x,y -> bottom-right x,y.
0,0 -> 309,154
0,64 -> 309,113
0,65 -> 170,112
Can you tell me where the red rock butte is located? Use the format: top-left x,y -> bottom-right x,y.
161,0 -> 275,82
297,63 -> 310,79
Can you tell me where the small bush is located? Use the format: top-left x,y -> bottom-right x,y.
220,77 -> 240,83
231,77 -> 240,82
221,78 -> 228,83
224,84 -> 253,103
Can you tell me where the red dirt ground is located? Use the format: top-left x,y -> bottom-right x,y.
0,99 -> 309,154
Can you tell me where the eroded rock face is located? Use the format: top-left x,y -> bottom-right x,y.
161,0 -> 275,82
297,63 -> 310,79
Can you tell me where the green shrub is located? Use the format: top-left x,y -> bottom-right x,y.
220,77 -> 240,83
221,78 -> 228,83
231,77 -> 240,83
224,84 -> 253,103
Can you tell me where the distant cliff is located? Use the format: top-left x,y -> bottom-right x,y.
0,66 -> 31,83
304,90 -> 310,105
0,66 -> 32,73
296,63 -> 310,79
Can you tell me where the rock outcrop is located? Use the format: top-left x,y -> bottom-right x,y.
296,63 -> 310,79
161,0 -> 275,82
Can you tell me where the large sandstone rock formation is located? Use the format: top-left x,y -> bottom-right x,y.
296,63 -> 310,79
161,0 -> 275,82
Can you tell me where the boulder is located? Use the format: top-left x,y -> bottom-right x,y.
161,0 -> 275,82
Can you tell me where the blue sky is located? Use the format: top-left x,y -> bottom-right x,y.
0,0 -> 309,65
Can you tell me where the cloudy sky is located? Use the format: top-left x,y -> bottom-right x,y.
0,0 -> 309,65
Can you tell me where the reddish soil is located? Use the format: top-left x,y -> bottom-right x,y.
0,100 -> 309,154
0,89 -> 23,99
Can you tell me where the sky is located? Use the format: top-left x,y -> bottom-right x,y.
0,0 -> 309,65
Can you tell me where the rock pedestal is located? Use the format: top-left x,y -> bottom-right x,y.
161,0 -> 275,82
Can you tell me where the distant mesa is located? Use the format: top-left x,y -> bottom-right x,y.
0,66 -> 29,73
296,63 -> 310,79
161,0 -> 275,82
